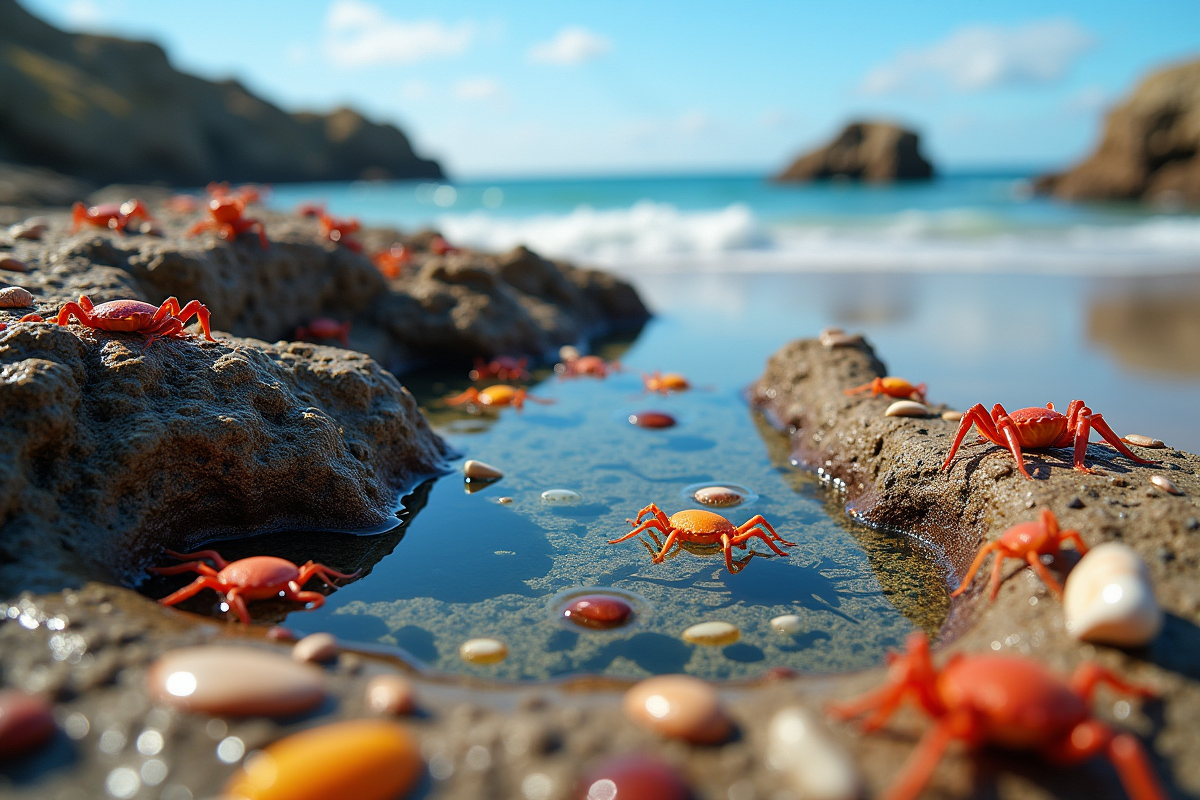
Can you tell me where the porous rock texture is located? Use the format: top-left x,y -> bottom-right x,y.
1036,58 -> 1200,206
775,121 -> 935,183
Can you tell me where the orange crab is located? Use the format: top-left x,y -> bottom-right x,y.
319,213 -> 362,252
952,508 -> 1087,601
469,356 -> 530,382
0,313 -> 45,332
188,197 -> 268,249
608,503 -> 795,574
207,181 -> 265,205
558,354 -> 621,379
943,400 -> 1156,480
295,317 -> 351,347
71,199 -> 153,234
55,296 -> 214,345
845,376 -> 927,403
372,244 -> 412,279
429,235 -> 460,256
643,371 -> 690,394
445,385 -> 554,411
828,632 -> 1166,800
151,549 -> 359,624
297,202 -> 326,218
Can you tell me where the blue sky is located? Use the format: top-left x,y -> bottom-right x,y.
21,0 -> 1200,178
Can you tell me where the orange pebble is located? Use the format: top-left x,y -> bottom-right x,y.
224,719 -> 421,800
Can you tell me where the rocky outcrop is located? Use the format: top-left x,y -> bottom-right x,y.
0,324 -> 447,595
0,160 -> 93,207
0,0 -> 442,184
775,121 -> 934,183
1037,59 -> 1200,206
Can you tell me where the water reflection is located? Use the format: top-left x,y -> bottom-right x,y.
1088,275 -> 1200,378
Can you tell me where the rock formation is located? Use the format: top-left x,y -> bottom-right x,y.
0,0 -> 442,184
1037,58 -> 1200,205
775,121 -> 934,183
0,161 -> 93,207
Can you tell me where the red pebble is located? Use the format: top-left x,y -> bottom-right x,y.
0,691 -> 56,759
578,756 -> 691,800
265,626 -> 298,642
628,411 -> 676,429
562,595 -> 634,630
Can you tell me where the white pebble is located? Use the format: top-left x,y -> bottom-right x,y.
884,400 -> 929,418
459,638 -> 508,664
682,621 -> 740,646
1122,434 -> 1166,448
1064,543 -> 1163,648
770,615 -> 804,635
541,489 -> 581,504
941,410 -> 963,422
463,459 -> 503,480
767,707 -> 861,800
292,632 -> 338,664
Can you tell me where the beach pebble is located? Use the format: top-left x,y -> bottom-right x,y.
562,595 -> 634,630
497,496 -> 514,504
767,707 -> 861,800
0,257 -> 27,273
223,719 -> 421,800
819,328 -> 863,348
692,486 -> 746,508
941,410 -> 964,422
770,615 -> 804,635
463,459 -> 503,480
292,632 -> 339,664
365,675 -> 416,716
1149,475 -> 1183,495
1122,434 -> 1166,449
265,626 -> 297,642
623,675 -> 731,744
628,411 -> 676,429
577,756 -> 691,800
884,400 -> 929,418
559,345 -> 581,362
682,620 -> 740,646
0,690 -> 57,759
459,638 -> 508,664
146,646 -> 326,717
0,286 -> 33,308
541,489 -> 581,504
8,218 -> 48,240
1064,543 -> 1163,648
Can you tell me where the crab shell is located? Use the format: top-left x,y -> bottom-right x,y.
214,556 -> 303,600
478,385 -> 519,405
84,300 -> 175,332
663,509 -> 738,545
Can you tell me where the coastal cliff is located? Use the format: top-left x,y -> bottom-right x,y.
1037,58 -> 1200,206
0,0 -> 442,185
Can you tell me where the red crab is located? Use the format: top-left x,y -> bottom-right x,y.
828,632 -> 1166,800
166,194 -> 199,214
188,197 -> 268,249
557,354 -> 621,379
0,313 -> 45,332
845,376 -> 927,403
469,356 -> 530,382
55,296 -> 214,345
295,318 -> 351,347
372,244 -> 412,279
296,202 -> 326,218
643,371 -> 690,394
429,235 -> 459,256
318,213 -> 362,252
608,503 -> 795,574
207,181 -> 265,205
71,199 -> 153,234
943,400 -> 1157,480
151,549 -> 359,624
952,508 -> 1087,601
445,385 -> 554,411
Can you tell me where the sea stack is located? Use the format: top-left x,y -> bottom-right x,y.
775,121 -> 934,183
1035,58 -> 1200,206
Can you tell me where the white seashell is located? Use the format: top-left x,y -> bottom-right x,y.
541,489 -> 581,504
767,707 -> 861,800
292,632 -> 338,663
459,637 -> 507,664
941,409 -> 964,422
463,459 -> 503,480
559,345 -> 581,361
1122,434 -> 1165,449
682,621 -> 740,646
884,400 -> 929,418
770,615 -> 804,635
1064,543 -> 1163,647
1149,475 -> 1182,495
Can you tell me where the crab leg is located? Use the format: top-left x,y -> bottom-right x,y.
281,581 -> 328,611
55,302 -> 95,327
942,404 -> 1004,472
608,517 -> 668,545
223,589 -> 253,625
1069,663 -> 1156,704
720,533 -> 737,573
1047,720 -> 1166,800
158,576 -> 226,608
149,560 -> 220,578
162,549 -> 230,569
885,716 -> 967,800
1025,550 -> 1065,598
736,515 -> 796,546
1085,411 -> 1158,465
950,541 -> 1005,598
652,529 -> 682,563
296,562 -> 361,586
729,528 -> 791,557
171,299 -> 215,341
445,388 -> 480,406
993,407 -> 1034,480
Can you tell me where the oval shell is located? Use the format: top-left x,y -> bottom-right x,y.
463,459 -> 503,480
692,486 -> 746,508
459,638 -> 508,664
0,287 -> 33,308
577,756 -> 691,800
1149,475 -> 1182,495
629,411 -> 676,429
682,620 -> 740,646
884,400 -> 929,417
292,633 -> 338,664
941,410 -> 963,422
767,707 -> 861,800
224,720 -> 421,800
770,615 -> 804,635
562,595 -> 634,630
623,675 -> 730,744
365,675 -> 416,716
1122,434 -> 1165,449
0,257 -> 28,273
146,646 -> 326,717
1063,543 -> 1163,647
541,489 -> 581,504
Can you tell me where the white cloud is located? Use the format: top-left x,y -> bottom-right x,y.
65,0 -> 102,25
862,19 -> 1094,95
453,77 -> 503,101
528,26 -> 612,65
324,0 -> 474,67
